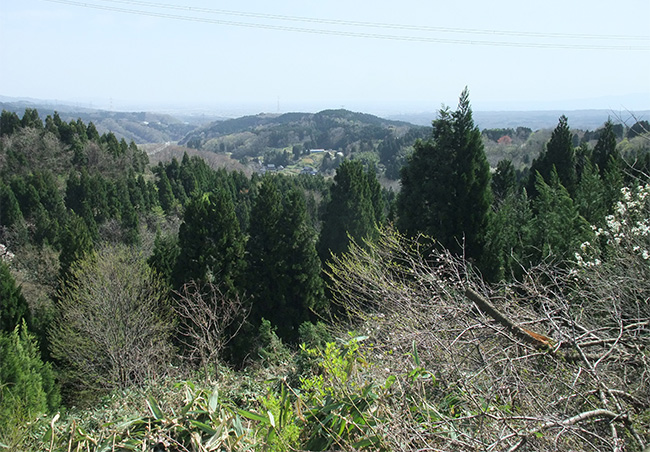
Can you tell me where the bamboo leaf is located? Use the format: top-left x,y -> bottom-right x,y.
147,396 -> 164,420
188,419 -> 217,435
208,388 -> 219,413
238,409 -> 268,424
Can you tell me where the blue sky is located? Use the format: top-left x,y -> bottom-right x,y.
1,0 -> 649,115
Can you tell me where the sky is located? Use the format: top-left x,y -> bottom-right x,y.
1,0 -> 649,116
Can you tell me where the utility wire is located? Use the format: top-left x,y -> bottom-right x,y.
42,0 -> 650,51
94,0 -> 650,41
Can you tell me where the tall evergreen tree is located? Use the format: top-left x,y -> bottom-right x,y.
528,115 -> 577,197
0,262 -> 32,334
58,213 -> 94,279
246,177 -> 325,341
318,160 -> 382,260
0,182 -> 24,230
397,87 -> 491,260
481,189 -> 534,282
156,169 -> 176,213
0,110 -> 21,137
491,159 -> 517,204
531,169 -> 591,262
174,189 -> 245,292
592,119 -> 620,176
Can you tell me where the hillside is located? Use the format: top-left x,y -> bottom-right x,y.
0,99 -> 220,144
180,109 -> 423,158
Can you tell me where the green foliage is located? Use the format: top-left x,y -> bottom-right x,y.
298,336 -> 387,451
531,169 -> 591,262
528,115 -> 577,197
299,321 -> 332,349
482,189 -> 534,281
318,160 -> 384,260
38,382 -> 253,452
57,212 -> 94,278
592,119 -> 620,175
0,321 -> 59,442
0,182 -> 24,230
397,87 -> 491,260
0,261 -> 32,334
148,231 -> 180,287
491,159 -> 517,202
174,189 -> 246,292
256,319 -> 292,366
247,177 -> 326,341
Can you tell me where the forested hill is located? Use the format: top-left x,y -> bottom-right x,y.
180,109 -> 423,156
0,100 -> 207,144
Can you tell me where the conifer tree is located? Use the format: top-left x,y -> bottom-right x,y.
174,189 -> 245,292
0,182 -> 24,229
481,189 -> 534,281
574,160 -> 608,225
0,262 -> 31,334
397,87 -> 491,260
592,119 -> 620,176
246,177 -> 325,341
58,213 -> 94,279
491,159 -> 517,203
318,160 -> 382,260
156,169 -> 176,213
148,232 -> 180,287
0,321 -> 59,429
527,115 -> 577,197
531,169 -> 591,262
0,110 -> 21,136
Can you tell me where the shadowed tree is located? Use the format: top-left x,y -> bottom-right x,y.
318,160 -> 383,260
174,189 -> 245,293
246,177 -> 325,341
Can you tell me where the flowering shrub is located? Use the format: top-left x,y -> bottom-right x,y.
575,183 -> 650,267
0,243 -> 15,262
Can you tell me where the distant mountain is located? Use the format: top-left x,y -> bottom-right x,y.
180,109 -> 420,159
0,98 -> 222,144
388,109 -> 650,131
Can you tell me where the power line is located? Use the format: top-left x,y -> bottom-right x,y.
95,0 -> 650,41
41,0 -> 650,51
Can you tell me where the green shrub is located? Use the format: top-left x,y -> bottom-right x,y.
0,321 -> 59,445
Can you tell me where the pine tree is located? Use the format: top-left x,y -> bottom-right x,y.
148,232 -> 180,287
481,189 -> 534,281
156,169 -> 176,213
491,159 -> 517,203
397,87 -> 491,260
574,160 -> 608,225
0,182 -> 24,229
0,110 -> 21,136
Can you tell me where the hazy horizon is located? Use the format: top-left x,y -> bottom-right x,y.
1,0 -> 648,119
2,93 -> 648,120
